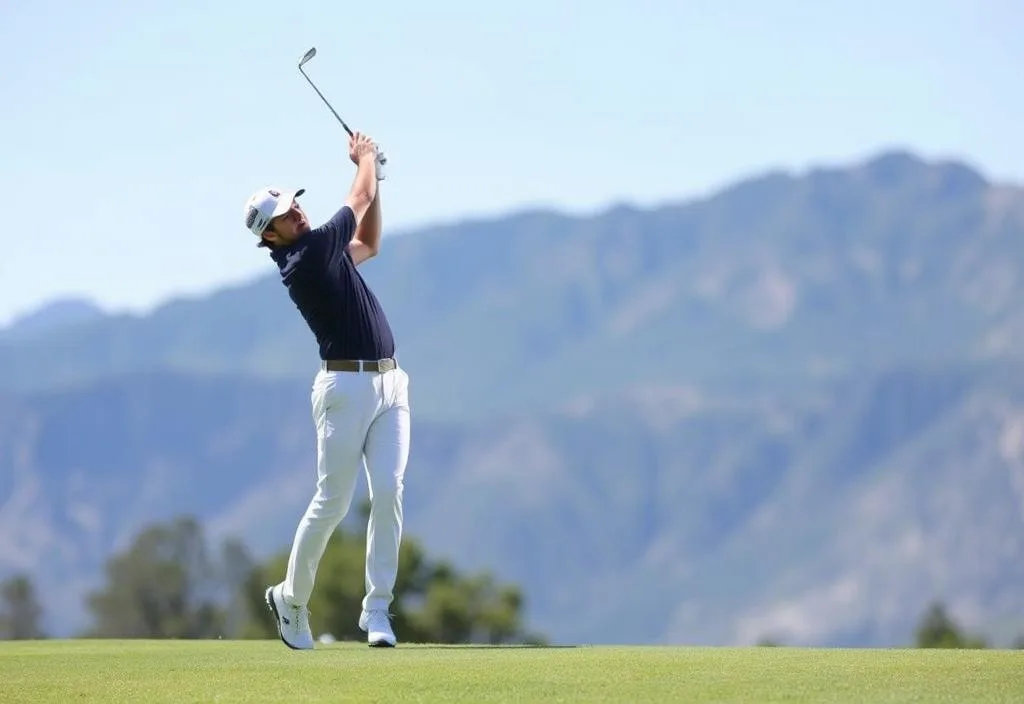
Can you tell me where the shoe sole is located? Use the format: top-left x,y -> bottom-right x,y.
264,586 -> 307,651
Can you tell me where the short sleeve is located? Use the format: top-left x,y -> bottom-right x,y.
316,205 -> 356,250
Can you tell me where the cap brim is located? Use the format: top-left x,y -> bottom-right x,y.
270,187 -> 306,218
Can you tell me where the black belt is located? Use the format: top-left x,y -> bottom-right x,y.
321,358 -> 397,373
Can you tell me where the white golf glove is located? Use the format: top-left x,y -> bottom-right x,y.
375,145 -> 387,181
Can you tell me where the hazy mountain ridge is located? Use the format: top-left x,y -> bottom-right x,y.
3,151 -> 1024,420
2,149 -> 1024,646
0,299 -> 105,343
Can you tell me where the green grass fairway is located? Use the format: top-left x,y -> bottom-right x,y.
0,640 -> 1020,703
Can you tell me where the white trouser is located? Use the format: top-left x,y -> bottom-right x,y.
281,364 -> 411,613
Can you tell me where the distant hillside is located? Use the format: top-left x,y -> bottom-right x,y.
0,298 -> 104,343
2,362 -> 1023,646
3,149 -> 1024,648
2,151 -> 1023,420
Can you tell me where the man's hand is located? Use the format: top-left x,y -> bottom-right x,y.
348,132 -> 378,166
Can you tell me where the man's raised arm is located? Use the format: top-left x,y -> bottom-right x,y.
349,188 -> 381,266
344,132 -> 383,266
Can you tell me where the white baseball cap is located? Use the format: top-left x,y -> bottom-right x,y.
243,186 -> 305,238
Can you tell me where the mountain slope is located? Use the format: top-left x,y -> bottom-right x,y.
2,362 -> 1022,646
3,151 -> 1024,421
3,148 -> 1024,647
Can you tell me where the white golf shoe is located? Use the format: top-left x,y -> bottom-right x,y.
265,583 -> 315,650
359,609 -> 397,647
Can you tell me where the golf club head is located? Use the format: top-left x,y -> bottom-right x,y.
299,47 -> 316,68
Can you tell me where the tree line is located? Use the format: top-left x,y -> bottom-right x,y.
0,502 -> 545,645
2,512 -> 1022,648
755,602 -> 1024,649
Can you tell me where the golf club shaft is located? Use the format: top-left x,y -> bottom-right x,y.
299,68 -> 354,137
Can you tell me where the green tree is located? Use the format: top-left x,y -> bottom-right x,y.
219,536 -> 257,638
914,602 -> 988,649
83,515 -> 253,639
243,502 -> 545,645
0,574 -> 45,640
408,567 -> 533,644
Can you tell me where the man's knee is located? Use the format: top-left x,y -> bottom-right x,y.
369,474 -> 404,505
307,488 -> 353,524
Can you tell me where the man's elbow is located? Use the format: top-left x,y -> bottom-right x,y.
350,239 -> 379,265
347,189 -> 374,222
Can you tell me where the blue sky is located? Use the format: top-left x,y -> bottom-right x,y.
1,0 -> 1020,326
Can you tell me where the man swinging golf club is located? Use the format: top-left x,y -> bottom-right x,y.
243,131 -> 410,649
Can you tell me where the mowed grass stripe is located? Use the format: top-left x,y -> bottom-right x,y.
0,640 -> 1020,703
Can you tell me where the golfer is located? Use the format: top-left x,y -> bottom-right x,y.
243,132 -> 409,649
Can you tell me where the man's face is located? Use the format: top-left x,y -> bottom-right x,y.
264,199 -> 310,247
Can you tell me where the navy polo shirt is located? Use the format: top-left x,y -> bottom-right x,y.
270,205 -> 396,361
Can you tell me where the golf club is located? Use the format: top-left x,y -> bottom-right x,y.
298,47 -> 354,137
